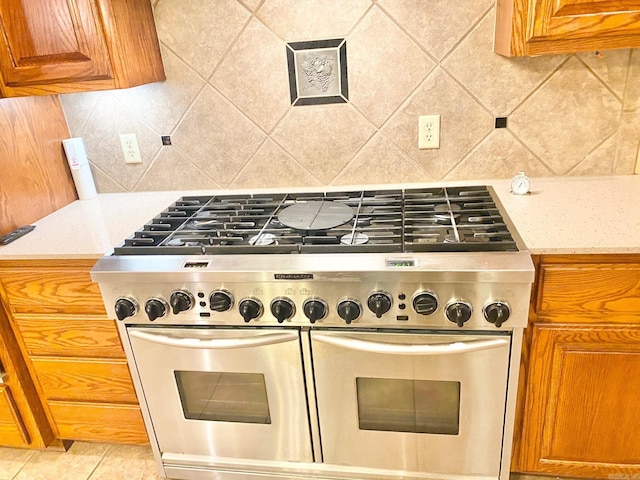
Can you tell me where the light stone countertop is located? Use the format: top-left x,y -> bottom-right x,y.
0,175 -> 638,260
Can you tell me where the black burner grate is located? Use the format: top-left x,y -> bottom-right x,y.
113,187 -> 517,255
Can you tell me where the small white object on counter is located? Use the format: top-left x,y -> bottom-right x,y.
62,137 -> 97,200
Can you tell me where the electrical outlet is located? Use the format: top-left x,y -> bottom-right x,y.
119,133 -> 142,164
418,115 -> 440,149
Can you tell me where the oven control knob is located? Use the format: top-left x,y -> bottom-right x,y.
170,290 -> 194,315
114,297 -> 138,321
412,292 -> 439,315
337,299 -> 361,324
239,298 -> 263,323
303,299 -> 328,324
271,297 -> 295,323
445,301 -> 473,328
145,298 -> 168,322
367,292 -> 392,318
209,290 -> 234,312
484,302 -> 511,328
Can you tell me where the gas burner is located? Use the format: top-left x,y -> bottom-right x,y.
113,186 -> 519,255
249,233 -> 277,246
341,232 -> 369,245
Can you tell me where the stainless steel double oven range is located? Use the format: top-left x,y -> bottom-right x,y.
91,186 -> 534,480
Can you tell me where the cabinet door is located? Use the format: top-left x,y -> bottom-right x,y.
0,383 -> 30,447
520,324 -> 640,477
496,0 -> 640,56
0,0 -> 111,89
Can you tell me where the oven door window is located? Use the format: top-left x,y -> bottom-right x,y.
356,377 -> 460,435
175,371 -> 271,424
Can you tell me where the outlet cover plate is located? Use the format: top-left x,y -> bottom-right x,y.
418,115 -> 440,149
120,133 -> 142,164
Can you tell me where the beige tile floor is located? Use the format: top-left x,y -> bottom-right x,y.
0,443 -> 161,480
0,443 -> 568,480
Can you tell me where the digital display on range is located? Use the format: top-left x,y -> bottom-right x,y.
386,259 -> 416,268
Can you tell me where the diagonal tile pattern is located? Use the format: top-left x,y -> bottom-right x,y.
211,18 -> 291,132
509,56 -> 621,174
383,68 -> 493,180
379,0 -> 493,61
256,0 -> 371,41
60,1 -> 640,193
348,6 -> 436,127
154,0 -> 249,78
272,104 -> 376,183
171,86 -> 266,187
443,10 -> 568,116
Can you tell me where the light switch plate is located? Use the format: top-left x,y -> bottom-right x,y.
418,115 -> 440,149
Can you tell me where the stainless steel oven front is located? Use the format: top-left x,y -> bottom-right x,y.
124,322 -> 517,480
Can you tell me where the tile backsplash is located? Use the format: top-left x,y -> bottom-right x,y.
60,0 -> 640,193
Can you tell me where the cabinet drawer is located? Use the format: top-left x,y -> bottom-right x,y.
14,315 -> 125,359
49,401 -> 148,444
536,262 -> 640,320
31,358 -> 137,404
0,268 -> 105,314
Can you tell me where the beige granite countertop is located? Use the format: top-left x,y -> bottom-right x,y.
0,175 -> 638,260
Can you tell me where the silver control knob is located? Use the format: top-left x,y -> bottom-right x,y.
367,291 -> 392,318
114,297 -> 138,321
337,298 -> 362,324
271,297 -> 295,323
483,302 -> 511,327
445,301 -> 473,327
239,297 -> 263,323
412,292 -> 439,315
170,290 -> 194,315
145,298 -> 168,322
303,298 -> 328,324
210,289 -> 234,312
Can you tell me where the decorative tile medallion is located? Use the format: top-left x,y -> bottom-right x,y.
286,38 -> 348,105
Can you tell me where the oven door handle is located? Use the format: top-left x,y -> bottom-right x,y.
312,334 -> 509,355
128,330 -> 299,349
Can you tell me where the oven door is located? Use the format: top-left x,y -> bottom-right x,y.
311,330 -> 511,477
128,327 -> 313,463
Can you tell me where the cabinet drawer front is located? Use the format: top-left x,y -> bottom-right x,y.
0,384 -> 30,447
0,268 -> 105,314
15,315 -> 124,359
32,358 -> 137,404
49,401 -> 148,444
537,262 -> 640,319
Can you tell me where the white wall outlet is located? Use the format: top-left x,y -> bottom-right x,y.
119,133 -> 142,164
418,115 -> 440,149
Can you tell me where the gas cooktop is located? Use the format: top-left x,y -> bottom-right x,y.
112,186 -> 520,255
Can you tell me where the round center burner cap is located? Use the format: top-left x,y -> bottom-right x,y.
278,201 -> 354,231
341,232 -> 369,245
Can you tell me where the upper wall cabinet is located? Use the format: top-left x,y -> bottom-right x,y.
495,0 -> 640,56
0,0 -> 165,97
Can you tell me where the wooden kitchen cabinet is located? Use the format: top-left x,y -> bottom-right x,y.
512,254 -> 640,478
0,297 -> 57,448
0,0 -> 165,97
495,0 -> 640,56
0,259 -> 149,445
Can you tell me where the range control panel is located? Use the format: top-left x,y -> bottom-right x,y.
103,281 -> 530,330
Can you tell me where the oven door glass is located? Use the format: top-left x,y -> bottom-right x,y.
310,330 -> 511,476
128,327 -> 313,463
